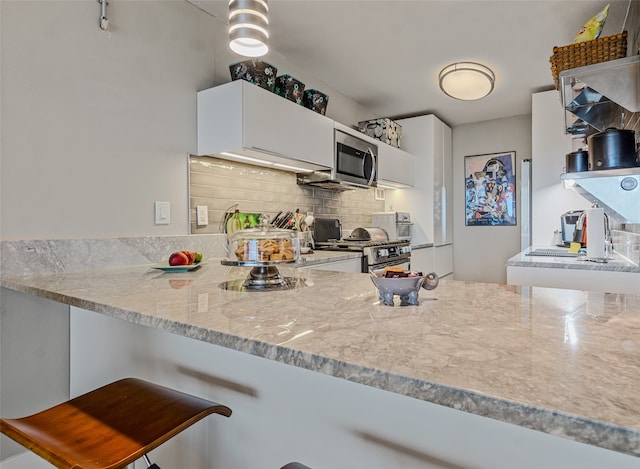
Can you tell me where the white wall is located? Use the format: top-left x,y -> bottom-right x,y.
531,90 -> 591,245
206,12 -> 374,129
452,115 -> 532,284
1,1 -> 216,239
0,1 -> 373,241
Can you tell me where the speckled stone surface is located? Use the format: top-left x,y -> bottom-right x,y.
507,247 -> 640,273
0,235 -> 229,275
0,235 -> 360,275
411,243 -> 434,250
296,249 -> 362,266
2,262 -> 640,458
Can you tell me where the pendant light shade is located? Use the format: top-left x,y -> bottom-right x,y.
439,62 -> 495,101
229,0 -> 269,58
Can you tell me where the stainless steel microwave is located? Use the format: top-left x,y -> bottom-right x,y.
297,128 -> 378,190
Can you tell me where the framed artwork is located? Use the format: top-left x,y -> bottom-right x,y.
464,151 -> 516,226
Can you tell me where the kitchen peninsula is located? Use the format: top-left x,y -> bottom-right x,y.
2,260 -> 640,468
507,246 -> 640,294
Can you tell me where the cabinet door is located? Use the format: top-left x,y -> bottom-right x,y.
433,119 -> 453,245
442,123 -> 453,244
434,244 -> 453,277
378,144 -> 415,187
242,82 -> 334,167
410,247 -> 434,273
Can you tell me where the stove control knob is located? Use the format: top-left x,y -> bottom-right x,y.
401,246 -> 412,254
378,248 -> 389,257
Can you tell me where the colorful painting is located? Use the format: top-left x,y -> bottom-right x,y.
465,152 -> 516,226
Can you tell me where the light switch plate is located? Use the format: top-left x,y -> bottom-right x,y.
196,205 -> 208,226
155,201 -> 170,225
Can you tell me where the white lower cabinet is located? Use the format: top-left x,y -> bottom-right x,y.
507,265 -> 640,294
434,244 -> 453,277
410,247 -> 434,273
69,308 -> 640,469
411,245 -> 452,278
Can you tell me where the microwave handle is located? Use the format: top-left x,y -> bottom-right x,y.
365,147 -> 376,186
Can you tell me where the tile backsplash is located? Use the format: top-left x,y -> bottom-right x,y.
189,156 -> 385,235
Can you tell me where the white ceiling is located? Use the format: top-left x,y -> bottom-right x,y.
189,0 -> 632,127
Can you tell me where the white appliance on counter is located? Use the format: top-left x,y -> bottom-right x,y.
371,211 -> 413,241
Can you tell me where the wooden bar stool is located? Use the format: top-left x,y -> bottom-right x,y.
0,377 -> 232,469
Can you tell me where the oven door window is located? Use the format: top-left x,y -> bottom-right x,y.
396,223 -> 412,240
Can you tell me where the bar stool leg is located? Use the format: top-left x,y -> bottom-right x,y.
143,454 -> 161,468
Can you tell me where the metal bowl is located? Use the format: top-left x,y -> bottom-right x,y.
370,272 -> 426,296
370,271 -> 438,306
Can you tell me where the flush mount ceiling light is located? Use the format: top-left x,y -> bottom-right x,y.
439,62 -> 495,101
229,0 -> 269,58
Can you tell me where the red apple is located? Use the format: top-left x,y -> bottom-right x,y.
181,250 -> 196,264
169,251 -> 190,266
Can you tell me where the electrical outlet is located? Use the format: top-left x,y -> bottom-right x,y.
196,206 -> 208,226
155,201 -> 170,225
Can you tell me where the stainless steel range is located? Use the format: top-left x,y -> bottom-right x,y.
314,226 -> 411,273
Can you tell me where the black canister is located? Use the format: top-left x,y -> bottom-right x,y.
588,128 -> 639,170
565,150 -> 589,173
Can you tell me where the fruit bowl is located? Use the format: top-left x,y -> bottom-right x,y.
370,270 -> 438,306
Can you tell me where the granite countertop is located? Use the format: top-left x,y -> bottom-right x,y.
2,261 -> 640,457
296,249 -> 361,266
411,242 -> 434,250
507,246 -> 640,273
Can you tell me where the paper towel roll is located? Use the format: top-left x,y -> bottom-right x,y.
586,207 -> 605,259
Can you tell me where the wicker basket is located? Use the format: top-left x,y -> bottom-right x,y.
549,31 -> 627,89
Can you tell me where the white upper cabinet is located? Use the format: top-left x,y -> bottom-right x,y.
197,80 -> 334,170
377,144 -> 415,187
396,114 -> 452,247
433,118 -> 453,245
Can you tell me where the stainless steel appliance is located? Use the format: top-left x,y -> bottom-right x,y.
297,126 -> 378,190
314,226 -> 411,273
371,211 -> 413,241
313,218 -> 342,243
561,210 -> 584,246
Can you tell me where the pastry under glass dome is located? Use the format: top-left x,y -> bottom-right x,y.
221,215 -> 302,291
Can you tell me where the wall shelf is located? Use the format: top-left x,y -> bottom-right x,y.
559,55 -> 640,135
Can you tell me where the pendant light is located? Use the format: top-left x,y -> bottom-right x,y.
439,62 -> 495,101
229,0 -> 269,58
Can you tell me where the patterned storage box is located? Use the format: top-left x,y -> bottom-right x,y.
229,59 -> 277,92
302,89 -> 329,115
274,75 -> 306,105
358,118 -> 402,148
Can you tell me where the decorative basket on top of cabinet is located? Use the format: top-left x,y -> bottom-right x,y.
549,31 -> 627,90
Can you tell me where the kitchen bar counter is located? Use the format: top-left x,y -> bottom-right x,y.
507,246 -> 640,273
507,246 -> 640,294
2,262 -> 640,459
